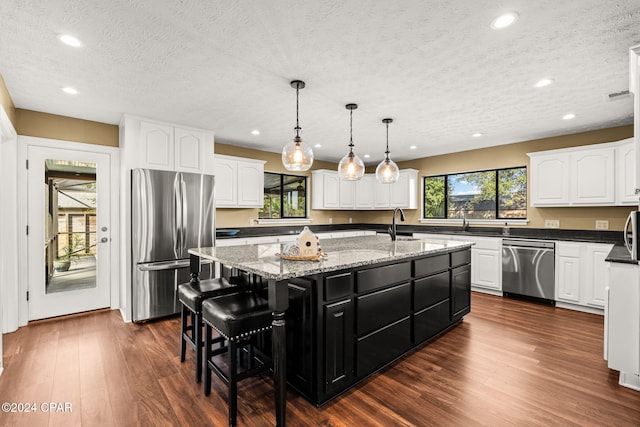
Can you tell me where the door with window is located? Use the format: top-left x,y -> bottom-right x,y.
27,146 -> 111,320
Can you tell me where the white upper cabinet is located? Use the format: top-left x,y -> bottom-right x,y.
529,139 -> 632,207
355,175 -> 374,208
615,138 -> 637,205
312,169 -> 417,210
214,155 -> 265,208
631,45 -> 640,191
122,115 -> 214,173
570,147 -> 615,205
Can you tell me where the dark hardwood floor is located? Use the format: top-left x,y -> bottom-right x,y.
1,292 -> 639,426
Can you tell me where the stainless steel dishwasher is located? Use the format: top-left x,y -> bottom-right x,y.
502,239 -> 555,303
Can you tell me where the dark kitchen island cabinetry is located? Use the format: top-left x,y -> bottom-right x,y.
284,243 -> 472,406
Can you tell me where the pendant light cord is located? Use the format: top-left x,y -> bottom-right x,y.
295,86 -> 301,139
348,108 -> 354,152
385,121 -> 390,159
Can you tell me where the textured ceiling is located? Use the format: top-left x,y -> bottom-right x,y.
1,0 -> 639,163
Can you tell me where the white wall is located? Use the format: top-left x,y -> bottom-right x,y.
0,106 -> 19,375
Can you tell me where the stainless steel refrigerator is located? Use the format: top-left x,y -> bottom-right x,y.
131,168 -> 215,322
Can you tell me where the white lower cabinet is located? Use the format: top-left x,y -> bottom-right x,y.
555,241 -> 612,310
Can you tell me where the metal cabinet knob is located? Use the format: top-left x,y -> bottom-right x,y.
100,237 -> 108,243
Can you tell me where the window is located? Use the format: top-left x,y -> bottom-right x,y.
259,172 -> 307,219
423,167 -> 526,220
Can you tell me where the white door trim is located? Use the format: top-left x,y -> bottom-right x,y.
17,136 -> 120,327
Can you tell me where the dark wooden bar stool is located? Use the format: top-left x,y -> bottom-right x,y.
202,290 -> 273,427
178,277 -> 238,383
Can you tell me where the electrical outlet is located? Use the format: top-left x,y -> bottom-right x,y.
349,217 -> 353,224
595,220 -> 609,230
328,217 -> 333,224
545,219 -> 560,229
249,218 -> 253,226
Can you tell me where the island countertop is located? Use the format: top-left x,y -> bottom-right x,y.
189,235 -> 473,280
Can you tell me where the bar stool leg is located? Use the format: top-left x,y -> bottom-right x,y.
195,312 -> 203,383
204,324 -> 212,396
180,304 -> 188,363
229,339 -> 238,427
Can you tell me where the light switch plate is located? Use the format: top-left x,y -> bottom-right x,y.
595,220 -> 609,230
545,219 -> 560,228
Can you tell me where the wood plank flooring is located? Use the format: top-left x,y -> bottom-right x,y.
1,292 -> 639,426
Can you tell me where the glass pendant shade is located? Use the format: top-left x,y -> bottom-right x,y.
283,80 -> 314,171
282,136 -> 313,171
338,152 -> 365,180
375,157 -> 400,183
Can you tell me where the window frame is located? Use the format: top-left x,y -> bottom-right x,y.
260,172 -> 308,220
422,166 -> 527,221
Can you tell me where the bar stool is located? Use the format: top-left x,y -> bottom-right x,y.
202,290 -> 273,427
178,277 -> 239,383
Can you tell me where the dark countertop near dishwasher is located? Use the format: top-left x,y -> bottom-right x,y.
216,223 -> 623,244
605,243 -> 638,265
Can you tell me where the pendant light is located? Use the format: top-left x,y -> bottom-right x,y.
282,80 -> 314,171
337,103 -> 365,181
375,118 -> 400,183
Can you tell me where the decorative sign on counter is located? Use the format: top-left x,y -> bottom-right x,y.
279,226 -> 325,261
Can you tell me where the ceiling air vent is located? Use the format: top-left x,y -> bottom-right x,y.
606,90 -> 630,102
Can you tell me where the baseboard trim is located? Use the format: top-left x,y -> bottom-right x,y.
555,301 -> 604,316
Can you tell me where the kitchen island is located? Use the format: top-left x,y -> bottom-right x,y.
189,235 -> 473,424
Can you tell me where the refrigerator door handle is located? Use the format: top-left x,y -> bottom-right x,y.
181,175 -> 188,254
137,259 -> 213,271
173,173 -> 182,257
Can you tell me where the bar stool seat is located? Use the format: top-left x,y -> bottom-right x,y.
178,277 -> 238,383
203,291 -> 273,427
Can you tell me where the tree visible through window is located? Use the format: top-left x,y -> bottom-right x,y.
259,172 -> 307,219
423,167 -> 526,219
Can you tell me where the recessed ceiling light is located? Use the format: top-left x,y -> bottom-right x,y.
251,129 -> 260,135
472,133 -> 483,138
562,113 -> 576,120
364,154 -> 370,159
61,87 -> 78,95
535,78 -> 553,88
490,12 -> 518,29
57,34 -> 82,48
314,144 -> 322,148
409,145 -> 417,150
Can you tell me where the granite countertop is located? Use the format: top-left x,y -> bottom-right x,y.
190,235 -> 473,280
605,243 -> 639,265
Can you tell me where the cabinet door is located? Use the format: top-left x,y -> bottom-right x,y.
529,153 -> 570,206
339,179 -> 355,209
373,180 -> 391,208
139,121 -> 174,170
571,147 -> 615,205
174,127 -> 203,173
354,175 -> 374,209
214,158 -> 237,206
607,263 -> 640,373
237,161 -> 264,207
556,255 -> 581,303
323,172 -> 340,209
390,170 -> 417,208
584,244 -> 612,308
451,264 -> 470,321
324,299 -> 354,394
471,248 -> 501,290
615,140 -> 637,205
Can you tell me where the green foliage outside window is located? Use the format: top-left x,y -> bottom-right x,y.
259,173 -> 307,219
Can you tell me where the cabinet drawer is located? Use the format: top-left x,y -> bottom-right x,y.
414,254 -> 449,278
451,249 -> 471,267
356,317 -> 411,378
356,262 -> 411,293
414,271 -> 450,311
324,272 -> 352,302
414,299 -> 451,343
357,282 -> 411,336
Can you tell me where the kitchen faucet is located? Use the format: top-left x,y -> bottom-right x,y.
389,208 -> 405,241
462,208 -> 469,231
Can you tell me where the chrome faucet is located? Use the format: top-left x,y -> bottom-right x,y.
389,208 -> 405,241
462,208 -> 469,231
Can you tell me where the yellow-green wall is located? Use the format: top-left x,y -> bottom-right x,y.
0,74 -> 16,126
16,109 -> 119,147
215,143 -> 355,228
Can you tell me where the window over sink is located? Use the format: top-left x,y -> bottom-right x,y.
423,166 -> 527,220
259,172 -> 307,219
